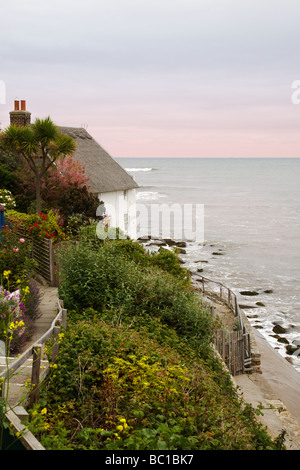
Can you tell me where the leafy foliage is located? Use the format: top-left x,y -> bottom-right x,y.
0,117 -> 76,213
6,209 -> 67,244
27,313 -> 282,450
57,241 -> 212,349
0,225 -> 37,291
20,238 -> 285,450
0,189 -> 16,210
13,155 -> 98,220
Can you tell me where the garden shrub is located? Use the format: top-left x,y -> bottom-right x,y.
0,286 -> 33,353
12,155 -> 98,220
23,278 -> 43,320
0,189 -> 16,210
6,209 -> 67,244
0,166 -> 17,192
0,223 -> 42,352
99,239 -> 190,284
57,242 -> 213,350
27,315 -> 281,450
0,276 -> 41,353
0,225 -> 37,291
24,237 -> 284,450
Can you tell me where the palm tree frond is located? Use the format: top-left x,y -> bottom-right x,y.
55,134 -> 77,156
32,116 -> 58,145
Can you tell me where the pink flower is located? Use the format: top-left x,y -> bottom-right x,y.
13,248 -> 19,252
19,238 -> 25,243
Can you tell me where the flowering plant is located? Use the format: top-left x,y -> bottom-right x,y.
6,209 -> 67,244
0,226 -> 37,291
0,189 -> 16,210
0,286 -> 32,353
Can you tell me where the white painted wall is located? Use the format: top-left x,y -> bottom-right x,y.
97,189 -> 137,240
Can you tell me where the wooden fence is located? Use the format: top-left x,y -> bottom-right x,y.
14,226 -> 55,286
32,238 -> 54,285
197,275 -> 252,375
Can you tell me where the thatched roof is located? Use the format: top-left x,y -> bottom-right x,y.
59,126 -> 138,194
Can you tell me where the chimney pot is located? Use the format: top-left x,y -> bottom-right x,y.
10,100 -> 31,127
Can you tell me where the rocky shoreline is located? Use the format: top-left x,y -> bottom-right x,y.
138,236 -> 300,371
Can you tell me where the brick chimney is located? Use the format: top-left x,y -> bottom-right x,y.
9,100 -> 31,127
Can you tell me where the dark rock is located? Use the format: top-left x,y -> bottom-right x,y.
197,268 -> 203,273
175,241 -> 187,248
239,303 -> 259,309
149,241 -> 167,247
277,337 -> 289,344
264,289 -> 273,294
285,344 -> 299,355
272,324 -> 286,334
212,252 -> 223,256
256,301 -> 265,307
163,239 -> 177,246
240,290 -> 259,296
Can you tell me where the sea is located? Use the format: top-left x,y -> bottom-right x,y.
116,157 -> 300,372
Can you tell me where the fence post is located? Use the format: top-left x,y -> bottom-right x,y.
29,344 -> 42,406
51,326 -> 60,363
61,309 -> 67,329
49,239 -> 54,286
234,295 -> 239,317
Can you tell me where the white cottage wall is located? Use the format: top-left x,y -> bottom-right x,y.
98,189 -> 137,240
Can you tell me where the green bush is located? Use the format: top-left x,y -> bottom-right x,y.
99,239 -> 190,284
6,209 -> 67,244
57,241 -> 213,350
25,238 -> 285,450
0,189 -> 16,210
0,225 -> 37,291
27,315 -> 281,450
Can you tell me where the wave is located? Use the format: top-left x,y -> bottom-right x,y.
136,191 -> 167,201
125,167 -> 155,172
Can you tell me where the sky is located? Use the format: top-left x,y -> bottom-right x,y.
1,0 -> 300,158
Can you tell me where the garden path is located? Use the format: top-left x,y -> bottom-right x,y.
0,285 -> 58,406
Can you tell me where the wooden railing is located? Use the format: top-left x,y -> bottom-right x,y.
196,275 -> 252,375
1,298 -> 67,450
0,298 -> 67,406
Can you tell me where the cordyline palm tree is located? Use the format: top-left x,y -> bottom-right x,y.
0,117 -> 76,214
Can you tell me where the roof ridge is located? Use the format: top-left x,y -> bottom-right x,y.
58,126 -> 139,193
